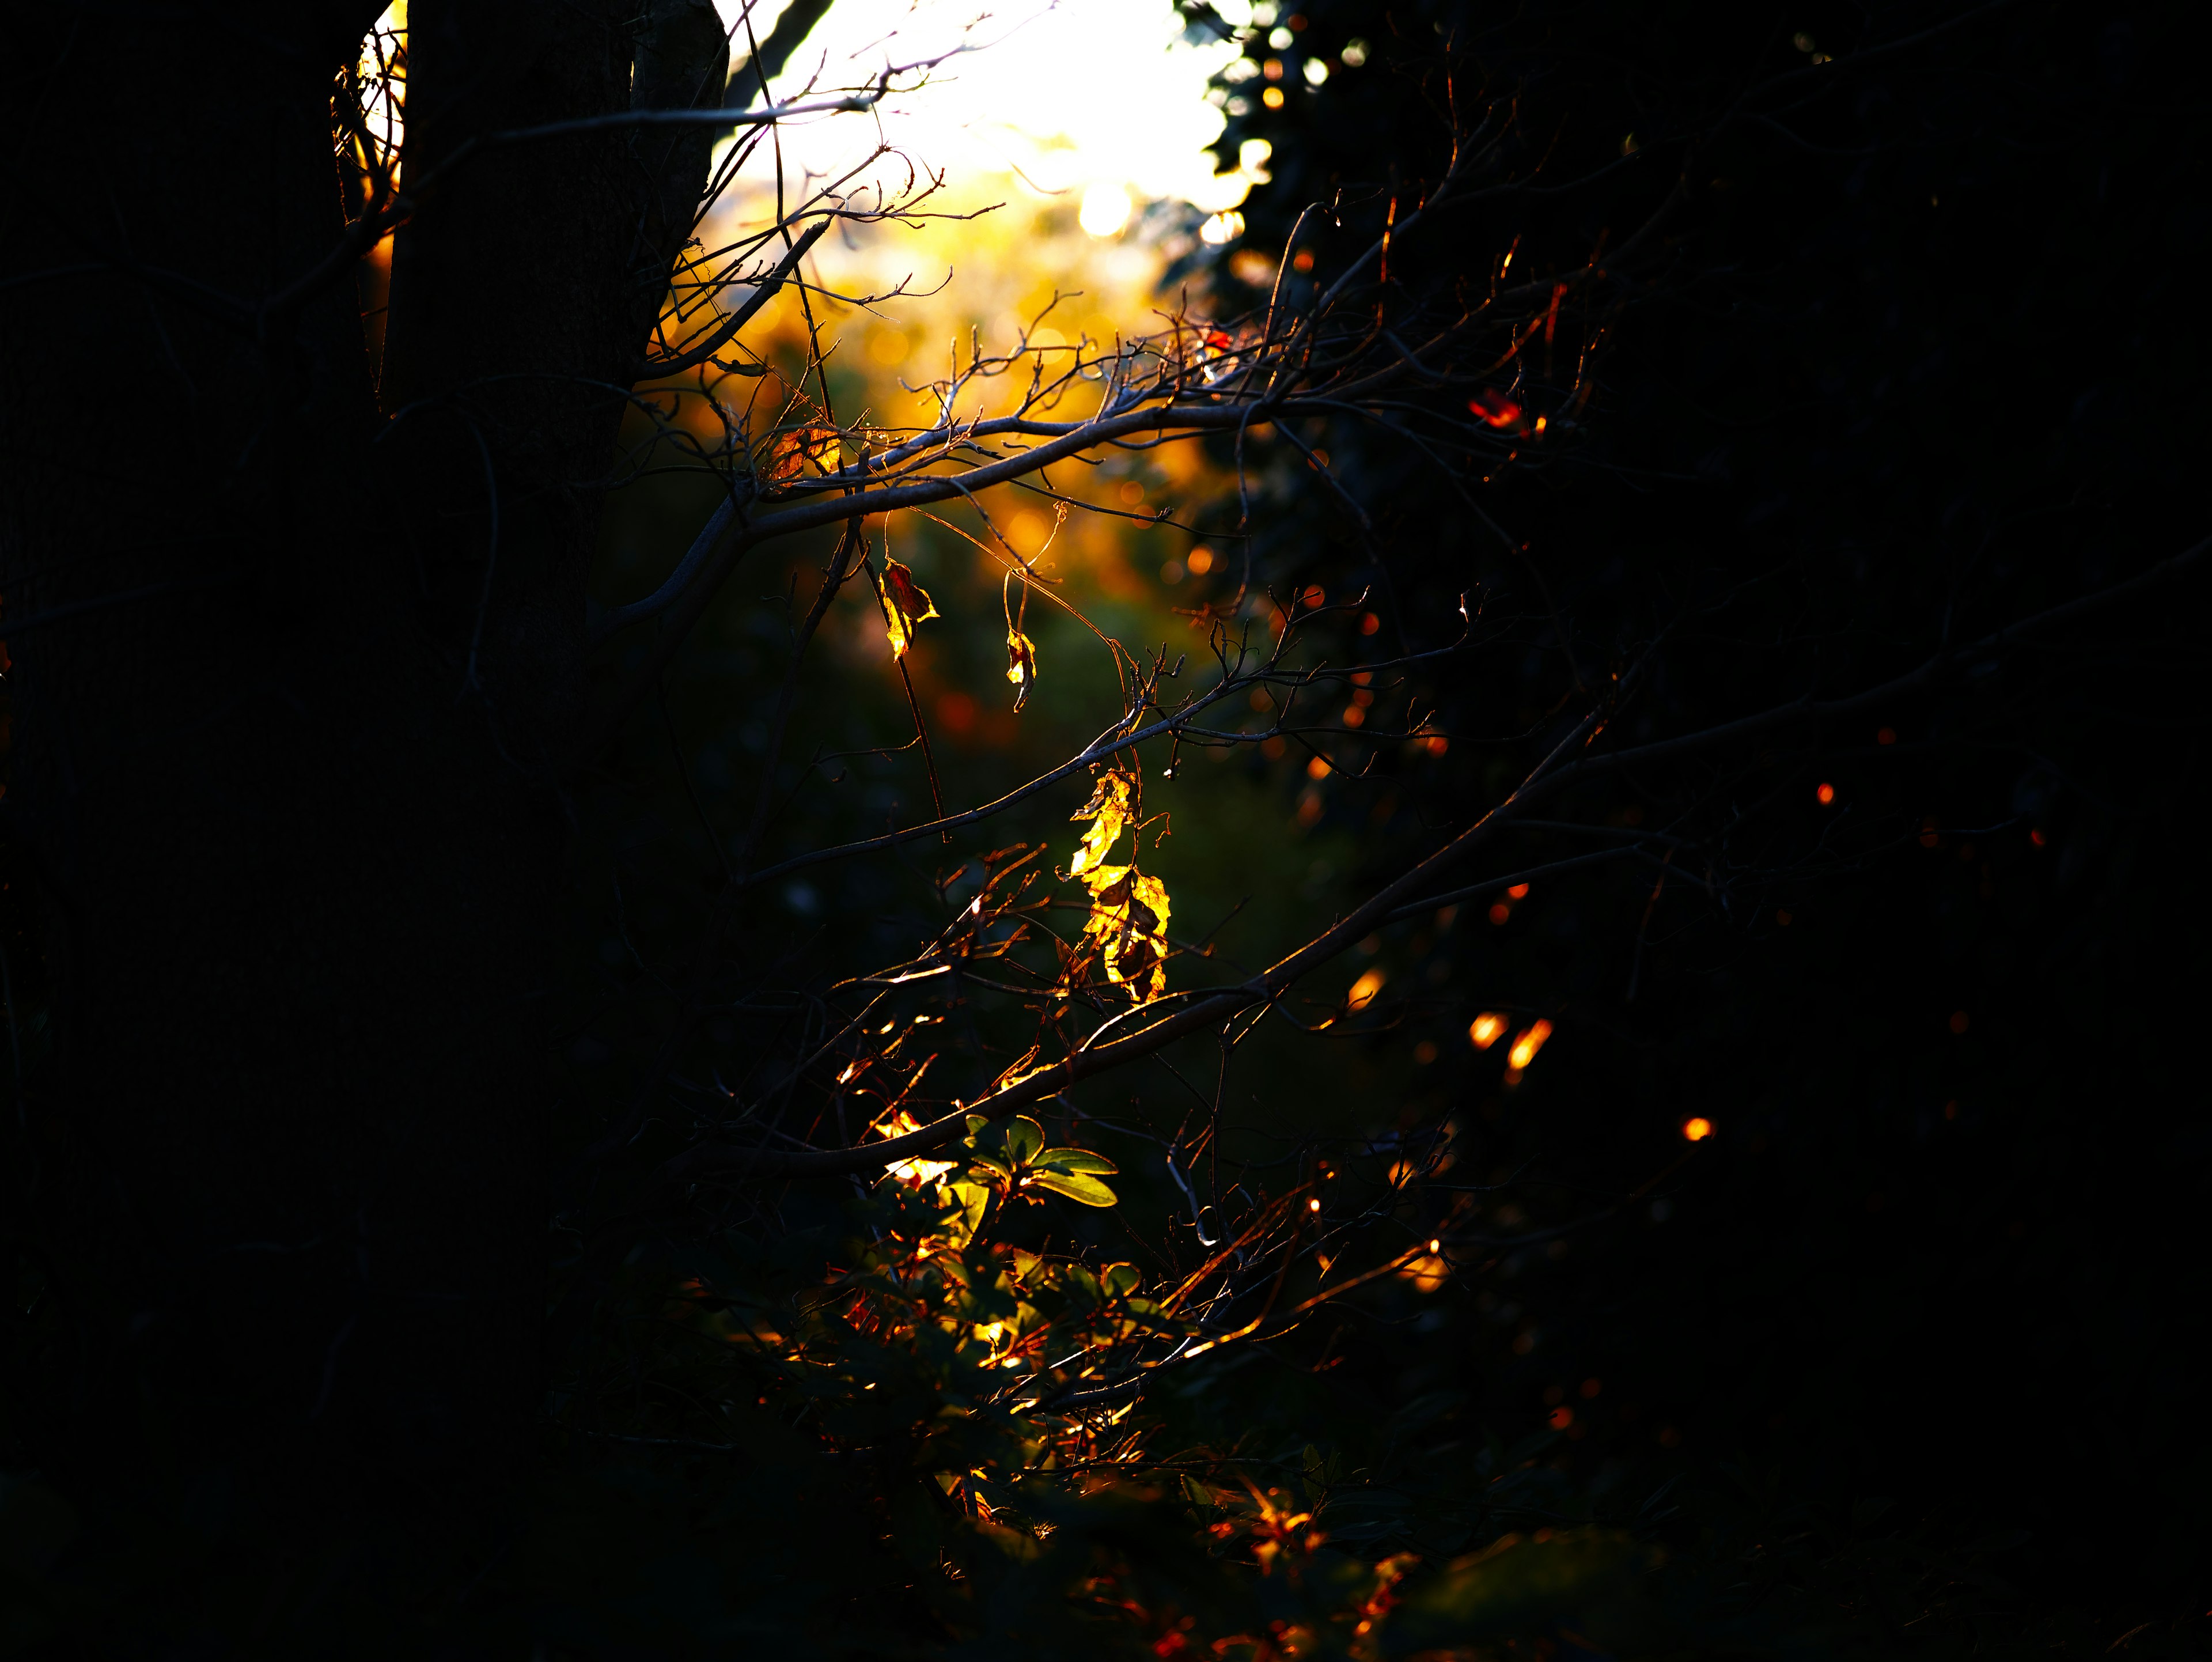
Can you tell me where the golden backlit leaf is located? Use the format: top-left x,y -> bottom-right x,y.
1067,768 -> 1134,877
1079,862 -> 1171,1002
872,1107 -> 955,1186
876,557 -> 940,659
1006,629 -> 1037,710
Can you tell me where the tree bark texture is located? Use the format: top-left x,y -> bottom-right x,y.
1,0 -> 724,1542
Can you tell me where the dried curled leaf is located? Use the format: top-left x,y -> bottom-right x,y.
1080,863 -> 1171,1002
1067,768 -> 1134,878
1006,629 -> 1037,711
876,558 -> 940,659
766,423 -> 841,483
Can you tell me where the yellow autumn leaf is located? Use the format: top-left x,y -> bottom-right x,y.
1079,863 -> 1171,1002
870,1107 -> 955,1186
1068,768 -> 1133,877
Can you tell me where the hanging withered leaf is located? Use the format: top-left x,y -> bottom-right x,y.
1002,565 -> 1039,711
1067,767 -> 1134,878
1079,863 -> 1172,1003
876,558 -> 940,659
1006,629 -> 1037,711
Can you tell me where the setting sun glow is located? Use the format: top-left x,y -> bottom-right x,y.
1078,181 -> 1133,238
724,0 -> 1258,218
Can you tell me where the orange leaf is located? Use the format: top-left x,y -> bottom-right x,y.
1468,389 -> 1525,430
766,425 -> 840,484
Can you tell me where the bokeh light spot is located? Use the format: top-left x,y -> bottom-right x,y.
1078,180 -> 1132,237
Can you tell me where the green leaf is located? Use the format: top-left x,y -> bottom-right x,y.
1101,1262 -> 1141,1297
1035,1146 -> 1118,1175
946,1182 -> 990,1239
1028,1170 -> 1118,1207
1002,1116 -> 1044,1164
965,1152 -> 1013,1182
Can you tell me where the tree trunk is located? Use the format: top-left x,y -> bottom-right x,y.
1,0 -> 722,1578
